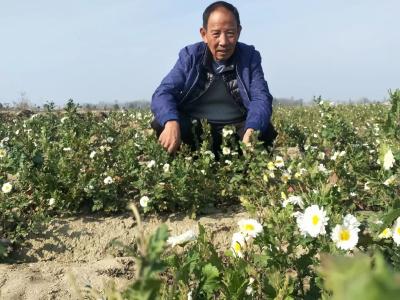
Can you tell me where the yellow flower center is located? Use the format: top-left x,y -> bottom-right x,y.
397,228 -> 400,235
244,224 -> 255,231
234,242 -> 241,252
382,228 -> 390,235
340,229 -> 350,241
312,215 -> 319,225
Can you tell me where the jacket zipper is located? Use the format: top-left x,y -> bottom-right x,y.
181,69 -> 199,103
236,65 -> 250,103
184,73 -> 216,106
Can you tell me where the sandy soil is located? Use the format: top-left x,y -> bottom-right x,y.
0,206 -> 248,300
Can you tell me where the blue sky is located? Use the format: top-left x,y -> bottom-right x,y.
1,0 -> 399,105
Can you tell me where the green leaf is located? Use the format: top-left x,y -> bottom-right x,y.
201,263 -> 220,297
147,224 -> 168,261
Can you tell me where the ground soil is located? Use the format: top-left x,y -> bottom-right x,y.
0,206 -> 248,300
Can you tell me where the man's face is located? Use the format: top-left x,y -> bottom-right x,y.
200,7 -> 241,61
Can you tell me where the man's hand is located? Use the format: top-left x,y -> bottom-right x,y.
159,120 -> 181,154
242,128 -> 254,145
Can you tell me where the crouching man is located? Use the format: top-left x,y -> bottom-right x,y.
151,1 -> 277,155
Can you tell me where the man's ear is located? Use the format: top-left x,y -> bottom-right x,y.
237,25 -> 242,39
200,27 -> 208,43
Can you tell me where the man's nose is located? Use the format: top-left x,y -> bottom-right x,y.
219,33 -> 228,46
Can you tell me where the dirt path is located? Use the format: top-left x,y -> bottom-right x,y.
0,206 -> 248,300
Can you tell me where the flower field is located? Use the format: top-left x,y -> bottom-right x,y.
0,91 -> 399,299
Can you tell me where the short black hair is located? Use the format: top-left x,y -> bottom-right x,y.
202,1 -> 241,29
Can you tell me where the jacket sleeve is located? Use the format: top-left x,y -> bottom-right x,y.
151,47 -> 190,127
244,50 -> 273,133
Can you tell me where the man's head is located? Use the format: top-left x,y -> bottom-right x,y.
200,1 -> 241,61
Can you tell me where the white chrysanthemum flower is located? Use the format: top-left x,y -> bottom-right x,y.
238,219 -> 263,238
204,150 -> 215,159
163,163 -> 170,173
167,229 -> 197,247
383,149 -> 395,170
283,195 -> 304,209
392,217 -> 400,246
187,290 -> 193,300
263,172 -> 269,182
89,151 -> 96,159
343,214 -> 361,229
318,164 -> 330,175
139,196 -> 150,208
1,182 -> 12,193
222,128 -> 234,137
281,172 -> 291,183
103,176 -> 113,184
267,161 -> 276,171
231,232 -> 246,258
331,151 -> 340,161
245,277 -> 255,295
331,224 -> 359,250
146,160 -> 156,168
274,156 -> 284,168
378,228 -> 392,239
225,160 -> 232,165
200,169 -> 206,175
384,175 -> 396,186
48,198 -> 55,206
222,147 -> 231,155
0,148 -> 6,158
296,205 -> 329,237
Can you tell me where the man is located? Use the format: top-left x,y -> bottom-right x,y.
151,1 -> 276,155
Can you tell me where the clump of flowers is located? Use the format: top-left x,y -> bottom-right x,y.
331,214 -> 360,250
230,219 -> 263,258
296,205 -> 329,237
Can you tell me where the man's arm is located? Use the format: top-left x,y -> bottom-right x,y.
244,49 -> 273,135
151,48 -> 190,153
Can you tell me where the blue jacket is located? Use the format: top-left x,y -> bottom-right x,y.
151,42 -> 273,132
